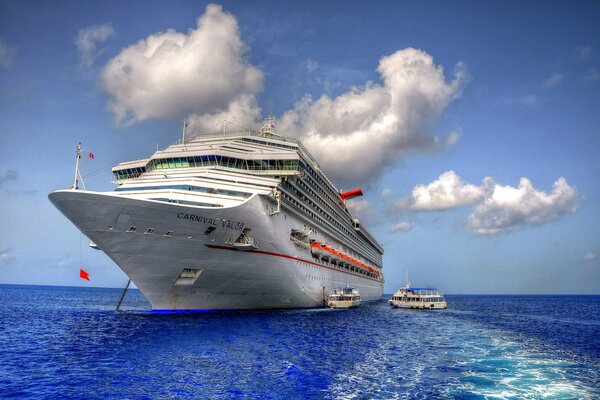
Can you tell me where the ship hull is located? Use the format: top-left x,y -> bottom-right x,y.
49,190 -> 384,310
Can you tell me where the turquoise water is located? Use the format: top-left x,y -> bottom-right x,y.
0,285 -> 598,399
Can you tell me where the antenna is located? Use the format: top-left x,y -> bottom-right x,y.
182,119 -> 187,144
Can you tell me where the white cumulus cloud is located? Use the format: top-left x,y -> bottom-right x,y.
583,252 -> 596,260
102,4 -> 263,126
397,172 -> 578,235
99,7 -> 465,188
76,23 -> 115,67
278,48 -> 467,186
403,170 -> 491,211
467,177 -> 578,235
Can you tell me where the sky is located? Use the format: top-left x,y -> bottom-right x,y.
1,0 -> 599,294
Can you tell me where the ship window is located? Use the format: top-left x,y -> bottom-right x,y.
127,226 -> 136,232
204,226 -> 216,235
164,231 -> 173,237
145,228 -> 155,235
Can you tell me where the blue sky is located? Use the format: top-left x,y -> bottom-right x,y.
1,0 -> 599,293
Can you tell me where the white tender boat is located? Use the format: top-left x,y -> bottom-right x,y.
327,287 -> 361,308
389,283 -> 447,309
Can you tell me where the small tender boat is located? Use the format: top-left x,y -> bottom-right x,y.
327,287 -> 361,308
389,282 -> 447,309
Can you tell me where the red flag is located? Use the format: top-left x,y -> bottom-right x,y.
88,152 -> 94,159
80,268 -> 90,281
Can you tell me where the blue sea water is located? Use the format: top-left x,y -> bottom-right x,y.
0,285 -> 598,399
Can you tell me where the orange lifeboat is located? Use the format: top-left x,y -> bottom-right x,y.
310,242 -> 379,276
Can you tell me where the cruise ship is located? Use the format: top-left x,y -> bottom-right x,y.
49,119 -> 384,310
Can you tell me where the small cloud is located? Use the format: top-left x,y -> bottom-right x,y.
542,73 -> 565,88
0,169 -> 18,186
303,59 -> 318,73
521,94 -> 538,105
584,68 -> 600,82
0,39 -> 16,69
445,129 -> 461,145
0,247 -> 18,267
75,22 -> 115,68
381,188 -> 392,198
504,94 -> 538,107
389,222 -> 413,233
577,46 -> 592,60
583,252 -> 596,260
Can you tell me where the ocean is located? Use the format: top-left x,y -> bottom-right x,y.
0,285 -> 598,399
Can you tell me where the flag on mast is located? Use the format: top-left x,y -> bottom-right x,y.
88,152 -> 94,159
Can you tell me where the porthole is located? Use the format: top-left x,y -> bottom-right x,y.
127,226 -> 136,233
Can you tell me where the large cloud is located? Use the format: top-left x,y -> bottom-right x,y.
100,7 -> 465,187
279,48 -> 466,186
398,171 -> 578,235
102,4 -> 263,126
467,177 -> 578,235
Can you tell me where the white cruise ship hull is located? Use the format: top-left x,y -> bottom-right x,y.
49,190 -> 384,310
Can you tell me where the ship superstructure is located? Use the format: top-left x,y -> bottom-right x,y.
49,119 -> 384,310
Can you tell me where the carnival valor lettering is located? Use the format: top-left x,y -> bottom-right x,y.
177,213 -> 245,231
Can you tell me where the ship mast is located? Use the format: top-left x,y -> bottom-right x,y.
71,143 -> 81,190
258,116 -> 280,137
